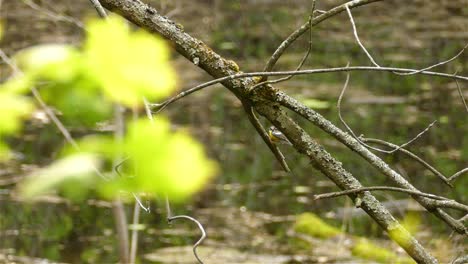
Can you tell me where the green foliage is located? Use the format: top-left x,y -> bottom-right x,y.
0,76 -> 34,160
14,15 -> 216,202
96,118 -> 218,201
84,15 -> 176,107
293,213 -> 341,238
18,154 -> 99,200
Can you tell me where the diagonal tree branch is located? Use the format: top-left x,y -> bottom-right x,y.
97,0 -> 445,262
275,90 -> 466,234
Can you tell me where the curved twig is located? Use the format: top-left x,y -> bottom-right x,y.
345,5 -> 380,67
262,0 -> 384,80
448,168 -> 468,183
346,3 -> 468,76
362,138 -> 453,187
338,69 -> 438,154
455,79 -> 468,112
168,215 -> 206,264
252,5 -> 315,89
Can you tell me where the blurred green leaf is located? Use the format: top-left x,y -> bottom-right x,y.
0,76 -> 34,160
18,154 -> 100,200
0,92 -> 33,135
302,98 -> 330,109
14,44 -> 82,82
99,118 -> 218,201
84,15 -> 177,107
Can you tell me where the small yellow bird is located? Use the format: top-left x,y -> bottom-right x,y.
268,126 -> 292,145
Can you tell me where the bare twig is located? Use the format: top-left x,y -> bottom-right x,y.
313,186 -> 451,201
23,0 -> 84,29
448,168 -> 468,183
88,0 -> 108,18
112,199 -> 130,264
143,98 -> 172,218
345,5 -> 380,67
346,4 -> 468,76
168,215 -> 206,264
431,200 -> 468,212
129,201 -> 141,264
252,4 -> 315,89
362,138 -> 453,187
455,79 -> 468,112
397,43 -> 468,76
152,66 -> 468,113
262,0 -> 384,81
337,65 -> 436,156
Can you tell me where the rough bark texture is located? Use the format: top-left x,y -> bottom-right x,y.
98,0 -> 440,262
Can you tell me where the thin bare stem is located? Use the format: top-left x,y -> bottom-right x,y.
336,66 -> 437,155
23,0 -> 85,28
345,5 -> 380,67
168,215 -> 206,264
346,4 -> 468,76
362,138 -> 452,187
262,0 -> 384,80
397,43 -> 468,76
151,66 -> 468,113
448,168 -> 468,183
455,79 -> 468,112
143,97 -> 172,218
88,0 -> 108,18
252,6 -> 315,89
129,201 -> 141,264
314,186 -> 451,201
112,199 -> 130,264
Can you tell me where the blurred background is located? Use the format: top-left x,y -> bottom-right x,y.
0,0 -> 467,263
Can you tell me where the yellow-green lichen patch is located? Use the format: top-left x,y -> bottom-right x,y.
293,213 -> 341,239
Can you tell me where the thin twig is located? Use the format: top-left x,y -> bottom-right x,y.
336,65 -> 437,154
397,43 -> 468,76
345,5 -> 380,67
168,215 -> 206,264
313,186 -> 451,201
362,138 -> 453,187
455,79 -> 468,112
88,0 -> 108,18
23,0 -> 84,29
252,4 -> 315,89
129,201 -> 141,264
346,4 -> 468,76
143,97 -> 172,218
151,66 -> 468,113
262,0 -> 384,81
448,168 -> 468,183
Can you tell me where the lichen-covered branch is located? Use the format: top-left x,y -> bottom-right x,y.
98,0 -> 441,262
